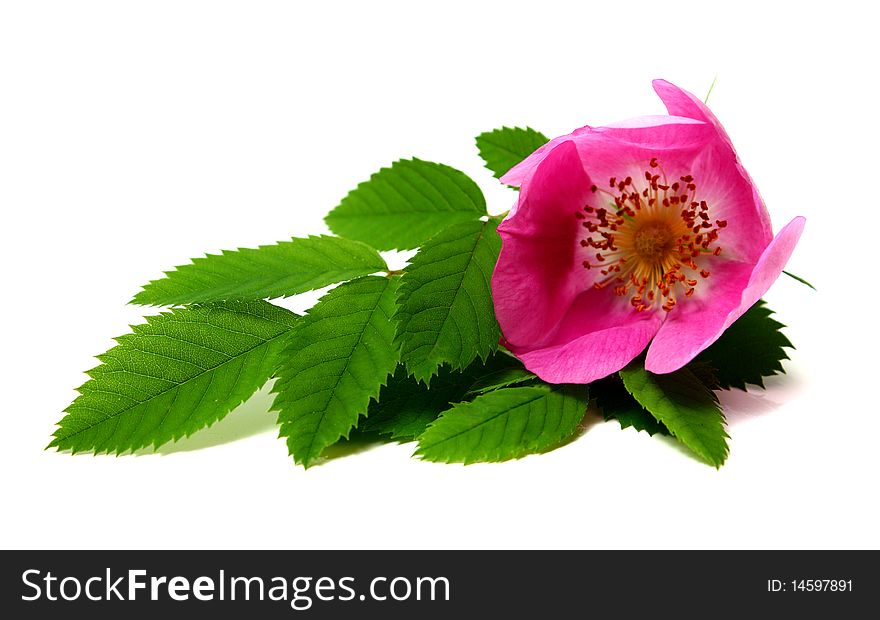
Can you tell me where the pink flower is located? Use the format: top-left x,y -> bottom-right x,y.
492,80 -> 805,383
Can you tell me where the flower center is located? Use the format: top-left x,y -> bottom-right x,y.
575,158 -> 726,313
633,223 -> 675,261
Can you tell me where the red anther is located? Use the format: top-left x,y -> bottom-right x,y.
624,176 -> 632,185
685,288 -> 695,297
650,158 -> 659,167
702,221 -> 712,228
595,253 -> 605,261
580,239 -> 589,247
713,247 -> 722,256
583,260 -> 591,269
610,177 -> 617,187
590,184 -> 598,193
671,182 -> 680,191
699,212 -> 709,220
716,219 -> 728,228
700,269 -> 710,278
686,279 -> 697,287
645,171 -> 653,181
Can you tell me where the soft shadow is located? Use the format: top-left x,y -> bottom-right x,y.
717,370 -> 806,426
312,433 -> 386,465
654,433 -> 712,464
143,385 -> 278,455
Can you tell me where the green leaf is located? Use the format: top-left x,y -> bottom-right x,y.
592,376 -> 670,436
782,270 -> 816,290
416,385 -> 588,464
50,301 -> 298,454
272,276 -> 400,467
324,158 -> 487,251
359,353 -> 523,440
620,365 -> 728,467
395,218 -> 502,383
695,300 -> 794,390
475,126 -> 548,181
466,366 -> 537,395
132,235 -> 387,306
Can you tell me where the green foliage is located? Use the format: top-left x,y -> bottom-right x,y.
593,376 -> 670,436
696,301 -> 794,390
395,219 -> 502,383
56,115 -> 803,471
475,126 -> 548,181
132,235 -> 387,306
359,354 -> 523,440
466,366 -> 537,395
50,302 -> 298,454
416,385 -> 588,464
620,365 -> 729,467
272,276 -> 400,467
324,159 -> 487,251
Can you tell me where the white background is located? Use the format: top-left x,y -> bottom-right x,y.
2,0 -> 877,550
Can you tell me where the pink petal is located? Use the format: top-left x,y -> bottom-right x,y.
501,115 -> 714,189
689,142 -> 773,263
652,79 -> 734,146
500,125 -> 591,188
653,78 -> 773,252
511,303 -> 663,384
645,217 -> 806,374
493,140 -> 593,347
